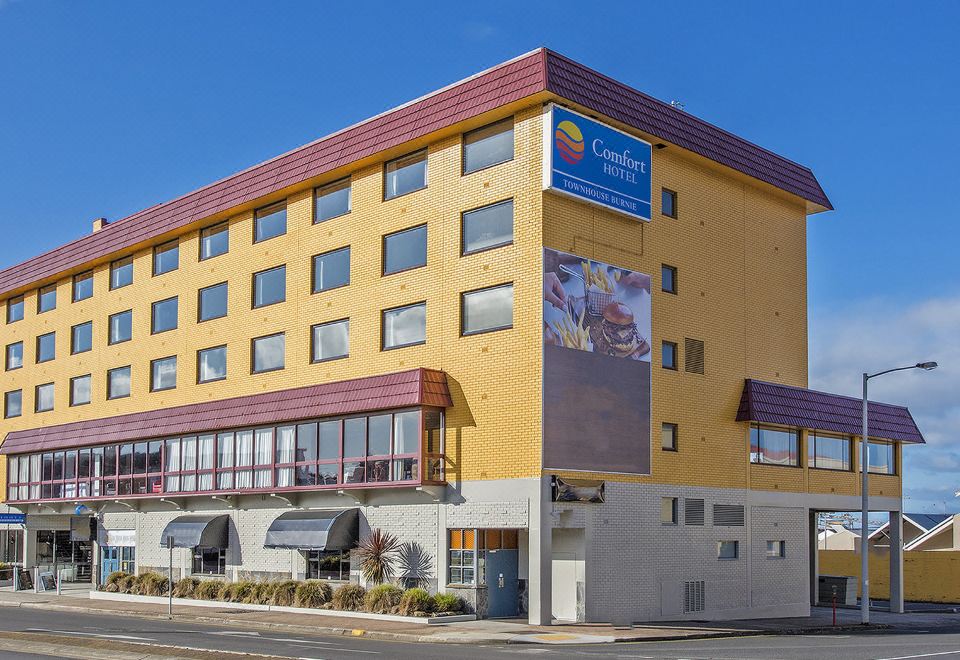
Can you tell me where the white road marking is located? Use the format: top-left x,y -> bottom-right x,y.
874,652 -> 960,660
210,630 -> 263,636
25,627 -> 155,641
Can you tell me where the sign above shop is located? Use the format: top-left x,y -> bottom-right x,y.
543,104 -> 652,221
0,513 -> 25,524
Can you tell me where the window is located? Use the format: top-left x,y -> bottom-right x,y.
766,540 -> 786,558
151,296 -> 178,334
71,321 -> 92,354
662,188 -> 677,218
868,441 -> 896,475
109,310 -> 133,344
253,265 -> 286,308
662,422 -> 678,451
198,345 -> 227,383
461,284 -> 513,335
198,282 -> 228,322
37,284 -> 57,313
252,333 -> 285,373
750,424 -> 800,466
382,302 -> 426,350
306,550 -> 350,580
312,247 -> 350,293
384,150 -> 427,200
4,390 -> 22,418
808,432 -> 852,471
35,383 -> 54,412
110,256 -> 133,289
718,540 -> 739,560
153,240 -> 179,276
661,497 -> 678,524
463,118 -> 514,174
662,265 -> 677,294
662,340 -> 677,370
192,546 -> 225,576
314,178 -> 351,223
254,201 -> 286,243
199,222 -> 229,260
462,199 -> 513,255
448,529 -> 476,585
5,342 -> 22,370
108,366 -> 131,399
311,319 -> 349,363
73,271 -> 93,302
36,332 -> 56,363
151,356 -> 177,392
383,225 -> 427,275
6,296 -> 24,323
70,375 -> 91,406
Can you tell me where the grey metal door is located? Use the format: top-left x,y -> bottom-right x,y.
485,548 -> 519,618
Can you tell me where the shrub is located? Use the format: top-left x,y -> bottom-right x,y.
105,571 -> 130,587
356,529 -> 401,585
117,574 -> 137,594
194,579 -> 226,601
398,588 -> 433,616
364,583 -> 403,614
332,584 -> 366,611
136,572 -> 169,596
431,593 -> 464,614
270,580 -> 299,607
103,582 -> 119,593
172,577 -> 200,599
251,582 -> 276,605
294,580 -> 333,609
226,580 -> 257,603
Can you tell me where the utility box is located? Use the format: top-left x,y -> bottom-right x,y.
818,575 -> 858,605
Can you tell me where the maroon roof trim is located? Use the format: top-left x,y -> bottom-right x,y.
736,379 -> 924,444
0,368 -> 452,455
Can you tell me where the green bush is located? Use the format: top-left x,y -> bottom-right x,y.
105,571 -> 131,587
364,583 -> 403,614
135,572 -> 169,596
398,588 -> 433,616
431,593 -> 464,614
294,580 -> 333,609
270,580 -> 299,607
194,579 -> 226,601
226,580 -> 257,603
332,584 -> 366,611
172,577 -> 200,599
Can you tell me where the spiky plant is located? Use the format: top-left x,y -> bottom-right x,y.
356,528 -> 401,585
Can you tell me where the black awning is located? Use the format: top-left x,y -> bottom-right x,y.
160,514 -> 230,549
264,509 -> 359,551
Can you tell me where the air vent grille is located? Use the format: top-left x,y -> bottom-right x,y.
684,338 -> 704,374
713,504 -> 745,526
684,580 -> 705,613
684,498 -> 705,525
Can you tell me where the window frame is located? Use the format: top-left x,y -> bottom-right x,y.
70,374 -> 92,407
72,271 -> 94,303
197,345 -> 228,384
660,497 -> 678,525
462,117 -> 515,175
109,256 -> 134,290
750,423 -> 801,467
717,540 -> 739,560
35,382 -> 55,413
152,239 -> 180,277
253,201 -> 287,244
766,540 -> 786,559
808,431 -> 852,472
661,422 -> 679,452
461,199 -> 514,256
107,366 -> 132,400
6,296 -> 24,324
70,321 -> 93,355
661,264 -> 678,294
381,301 -> 427,351
198,282 -> 228,323
662,340 -> 678,370
150,355 -> 178,393
311,246 -> 351,294
662,188 -> 678,218
199,221 -> 229,261
4,389 -> 22,418
151,296 -> 179,335
252,265 -> 286,309
310,318 -> 350,364
867,440 -> 897,475
108,310 -> 133,345
251,332 -> 286,375
36,331 -> 56,364
382,224 -> 428,276
460,283 -> 514,337
313,177 -> 352,224
37,284 -> 57,314
383,149 -> 428,201
5,341 -> 23,371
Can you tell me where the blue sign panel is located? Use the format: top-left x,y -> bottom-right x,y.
544,105 -> 652,221
0,513 -> 25,524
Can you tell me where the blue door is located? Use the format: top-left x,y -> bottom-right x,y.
485,549 -> 519,618
101,546 -> 119,584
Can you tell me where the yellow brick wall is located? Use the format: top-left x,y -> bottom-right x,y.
820,549 -> 960,603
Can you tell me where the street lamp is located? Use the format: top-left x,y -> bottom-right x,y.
860,361 -> 937,624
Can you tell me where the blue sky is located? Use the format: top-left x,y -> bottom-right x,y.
0,1 -> 957,511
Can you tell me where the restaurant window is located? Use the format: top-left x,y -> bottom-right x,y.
108,366 -> 131,400
198,282 -> 228,322
73,271 -> 94,302
383,225 -> 427,275
718,540 -> 739,560
462,118 -> 514,174
314,178 -> 351,223
252,333 -> 285,374
153,240 -> 179,276
662,340 -> 677,370
306,550 -> 350,580
766,540 -> 786,558
198,345 -> 227,383
808,432 -> 852,471
71,321 -> 92,354
461,284 -> 513,335
448,529 -> 476,585
5,341 -> 22,370
462,199 -> 513,255
662,422 -> 678,451
382,302 -> 426,350
6,296 -> 24,323
660,497 -> 678,524
151,296 -> 178,334
199,222 -> 229,260
70,374 -> 92,406
4,390 -> 22,418
193,546 -> 226,576
750,424 -> 799,467
35,383 -> 54,412
384,150 -> 427,200
109,310 -> 133,344
311,319 -> 349,363
312,247 -> 350,293
662,265 -> 677,294
151,356 -> 177,392
662,188 -> 677,218
36,331 -> 55,363
868,441 -> 896,475
254,201 -> 287,243
37,284 -> 57,313
110,256 -> 133,290
253,265 -> 286,308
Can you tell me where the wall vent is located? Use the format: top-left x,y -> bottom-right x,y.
713,504 -> 745,526
684,338 -> 705,374
684,498 -> 705,525
683,580 -> 705,613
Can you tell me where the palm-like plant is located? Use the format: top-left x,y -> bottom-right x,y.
356,528 -> 402,585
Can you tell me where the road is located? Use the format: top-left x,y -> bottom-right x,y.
1,606 -> 960,659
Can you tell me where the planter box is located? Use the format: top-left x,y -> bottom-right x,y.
89,590 -> 475,624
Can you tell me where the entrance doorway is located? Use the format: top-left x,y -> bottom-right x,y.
551,528 -> 585,622
100,546 -> 135,584
485,548 -> 519,618
36,530 -> 93,583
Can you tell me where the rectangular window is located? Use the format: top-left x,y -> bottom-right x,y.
306,550 -> 350,580
4,390 -> 22,418
253,265 -> 286,308
36,332 -> 56,363
662,265 -> 677,294
662,340 -> 677,370
462,199 -> 513,255
151,356 -> 177,392
448,529 -> 476,585
5,342 -> 23,370
766,540 -> 786,558
384,150 -> 427,200
153,240 -> 179,276
108,366 -> 131,399
37,284 -> 57,313
314,178 -> 351,223
70,374 -> 91,406
463,118 -> 514,174
382,302 -> 426,350
662,188 -> 677,218
717,540 -> 738,560
151,296 -> 178,334
662,422 -> 678,451
192,546 -> 226,576
868,441 -> 896,475
198,345 -> 227,383
461,284 -> 513,335
311,319 -> 349,363
312,247 -> 350,293
383,225 -> 427,275
199,222 -> 229,260
6,296 -> 24,323
750,424 -> 800,466
71,321 -> 93,354
73,271 -> 94,302
110,256 -> 133,289
198,282 -> 228,322
808,432 -> 852,471
35,383 -> 54,412
109,310 -> 133,344
254,201 -> 287,243
252,333 -> 285,373
660,497 -> 678,524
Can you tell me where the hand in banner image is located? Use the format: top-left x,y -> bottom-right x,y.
543,271 -> 567,310
618,270 -> 651,293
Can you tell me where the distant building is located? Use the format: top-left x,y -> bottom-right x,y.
903,514 -> 960,551
870,513 -> 952,551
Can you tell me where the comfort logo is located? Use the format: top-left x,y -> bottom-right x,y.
555,120 -> 584,165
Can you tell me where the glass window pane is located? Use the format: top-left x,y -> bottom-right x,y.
384,150 -> 427,199
200,222 -> 229,260
660,497 -> 677,523
7,296 -> 24,323
254,429 -> 272,465
166,438 -> 181,472
199,282 -> 228,321
131,443 -> 146,474
661,423 -> 677,450
463,118 -> 514,174
182,437 -> 197,470
718,541 -> 738,559
252,333 -> 285,373
253,266 -> 286,308
148,441 -> 162,473
37,332 -> 56,362
110,257 -> 133,289
868,442 -> 894,474
71,322 -> 92,354
344,418 -> 365,458
71,375 -> 91,406
38,285 -> 57,313
662,265 -> 676,293
393,411 -> 419,454
383,225 -> 427,274
73,271 -> 94,302
236,430 -> 253,467
662,188 -> 677,218
368,415 -> 391,456
64,450 -> 77,479
109,310 -> 133,344
318,421 -> 340,460
312,247 -> 350,293
315,178 -> 351,222
382,303 -> 426,349
255,202 -> 287,242
217,433 -> 235,468
103,447 -> 117,476
6,341 -> 23,369
751,426 -> 798,466
108,366 -> 131,399
35,383 -> 54,412
342,461 -> 364,484
151,297 -> 178,333
4,390 -> 22,418
312,319 -> 349,362
151,356 -> 177,391
296,423 -> 317,462
662,342 -> 676,369
198,434 -> 214,470
296,463 -> 317,487
198,346 -> 227,383
462,200 -> 513,254
154,240 -> 179,275
275,426 -> 295,464
462,284 -> 513,335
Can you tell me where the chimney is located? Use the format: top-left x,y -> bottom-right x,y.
92,217 -> 109,233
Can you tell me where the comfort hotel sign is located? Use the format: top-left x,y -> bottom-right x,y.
543,104 -> 652,221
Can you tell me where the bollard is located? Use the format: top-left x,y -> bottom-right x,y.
33,567 -> 38,594
56,569 -> 62,596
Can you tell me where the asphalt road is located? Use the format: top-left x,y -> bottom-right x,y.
1,606 -> 960,659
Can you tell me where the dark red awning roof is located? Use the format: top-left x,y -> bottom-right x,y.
0,368 -> 451,455
736,379 -> 924,444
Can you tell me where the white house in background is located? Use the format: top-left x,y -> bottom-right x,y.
818,523 -> 859,550
903,514 -> 960,551
869,513 -> 951,551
